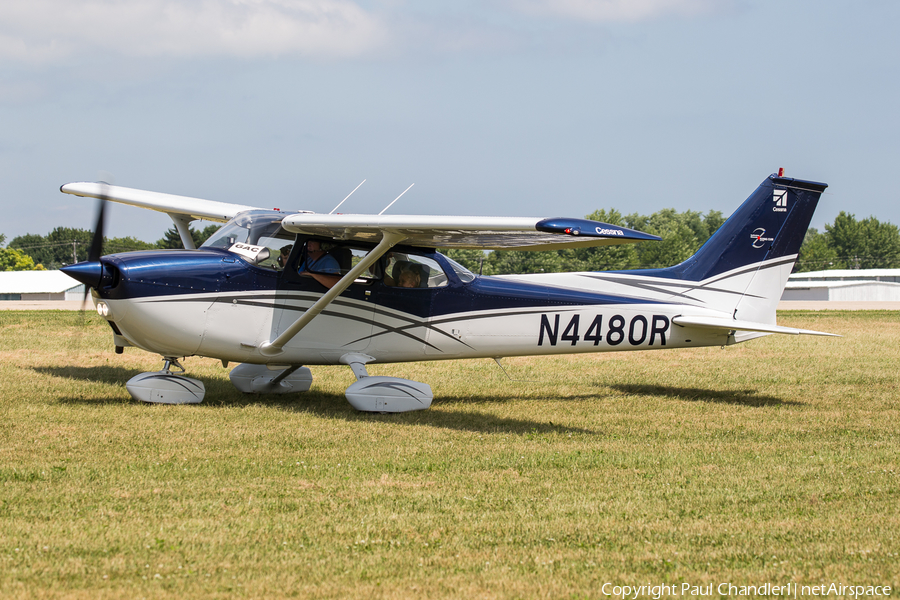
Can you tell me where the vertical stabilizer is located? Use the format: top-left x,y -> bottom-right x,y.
643,173 -> 827,323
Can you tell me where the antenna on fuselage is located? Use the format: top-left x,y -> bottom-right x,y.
329,179 -> 366,215
378,183 -> 414,215
492,357 -> 538,383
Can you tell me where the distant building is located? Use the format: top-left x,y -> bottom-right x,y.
0,270 -> 85,301
782,269 -> 900,301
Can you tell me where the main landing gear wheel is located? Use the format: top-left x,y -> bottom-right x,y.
125,358 -> 205,404
341,353 -> 433,413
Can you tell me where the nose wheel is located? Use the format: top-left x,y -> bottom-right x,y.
125,356 -> 206,404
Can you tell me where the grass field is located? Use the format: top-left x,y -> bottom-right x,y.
1,310 -> 898,599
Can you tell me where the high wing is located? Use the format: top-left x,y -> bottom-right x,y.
280,214 -> 660,251
60,182 -> 263,223
62,182 -> 661,251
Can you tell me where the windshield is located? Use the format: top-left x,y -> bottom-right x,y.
201,210 -> 294,270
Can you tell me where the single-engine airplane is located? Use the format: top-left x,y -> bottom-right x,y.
60,171 -> 834,411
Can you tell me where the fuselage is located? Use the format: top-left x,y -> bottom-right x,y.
85,245 -> 731,365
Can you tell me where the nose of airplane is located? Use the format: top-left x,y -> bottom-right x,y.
61,261 -> 104,289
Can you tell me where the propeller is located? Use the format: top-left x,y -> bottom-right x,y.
56,175 -> 115,349
59,180 -> 110,316
80,181 -> 109,311
87,182 -> 108,263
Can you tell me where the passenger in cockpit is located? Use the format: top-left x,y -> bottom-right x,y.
277,245 -> 292,269
398,267 -> 421,288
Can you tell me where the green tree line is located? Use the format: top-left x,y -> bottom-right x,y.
4,211 -> 900,274
1,225 -> 221,271
795,212 -> 900,271
0,234 -> 46,271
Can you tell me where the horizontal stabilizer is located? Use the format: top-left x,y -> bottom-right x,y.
672,315 -> 839,337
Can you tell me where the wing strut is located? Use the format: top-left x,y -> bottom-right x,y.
258,231 -> 407,357
167,213 -> 196,249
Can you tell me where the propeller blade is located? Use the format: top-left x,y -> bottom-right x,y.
81,280 -> 91,312
87,182 -> 109,263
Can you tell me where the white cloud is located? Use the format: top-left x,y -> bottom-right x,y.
507,0 -> 719,22
0,0 -> 731,68
0,0 -> 389,64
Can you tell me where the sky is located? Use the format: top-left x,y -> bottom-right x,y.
1,0 -> 898,243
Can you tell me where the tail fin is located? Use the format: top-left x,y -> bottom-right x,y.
643,172 -> 827,323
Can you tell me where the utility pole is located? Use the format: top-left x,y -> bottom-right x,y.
73,241 -> 78,265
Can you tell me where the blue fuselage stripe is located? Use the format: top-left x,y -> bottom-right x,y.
95,250 -> 657,319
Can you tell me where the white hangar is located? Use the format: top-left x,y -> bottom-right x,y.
0,270 -> 85,301
782,269 -> 900,302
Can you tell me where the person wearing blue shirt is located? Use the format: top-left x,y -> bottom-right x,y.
298,240 -> 341,289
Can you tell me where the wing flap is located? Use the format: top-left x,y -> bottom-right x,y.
61,182 -> 258,223
279,214 -> 660,250
672,315 -> 838,337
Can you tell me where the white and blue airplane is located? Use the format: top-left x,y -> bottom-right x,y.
60,171 -> 834,411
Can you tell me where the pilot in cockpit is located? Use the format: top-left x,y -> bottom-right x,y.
298,240 -> 341,289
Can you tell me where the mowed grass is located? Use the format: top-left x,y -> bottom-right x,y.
0,310 -> 898,599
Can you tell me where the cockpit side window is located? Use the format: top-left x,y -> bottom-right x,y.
442,255 -> 477,283
383,253 -> 448,288
296,239 -> 379,282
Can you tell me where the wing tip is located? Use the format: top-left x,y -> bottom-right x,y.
535,217 -> 660,242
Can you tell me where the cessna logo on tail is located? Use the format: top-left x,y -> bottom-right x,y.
751,227 -> 775,248
773,189 -> 788,212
